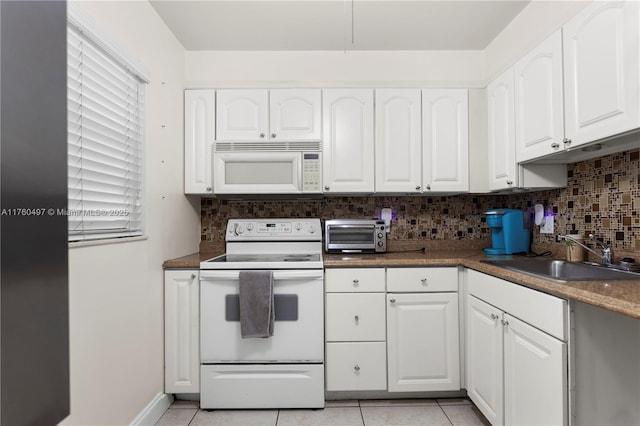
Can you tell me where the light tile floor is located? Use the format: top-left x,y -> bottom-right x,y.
156,398 -> 490,426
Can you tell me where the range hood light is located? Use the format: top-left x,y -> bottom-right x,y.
581,143 -> 602,152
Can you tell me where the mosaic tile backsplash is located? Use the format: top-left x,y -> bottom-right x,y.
201,149 -> 639,258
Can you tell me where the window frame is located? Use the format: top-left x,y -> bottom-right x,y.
67,7 -> 150,245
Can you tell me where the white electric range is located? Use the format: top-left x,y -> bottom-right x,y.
199,218 -> 324,409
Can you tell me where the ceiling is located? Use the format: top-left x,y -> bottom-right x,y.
150,0 -> 531,51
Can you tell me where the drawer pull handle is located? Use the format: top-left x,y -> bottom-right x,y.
352,279 -> 359,287
421,278 -> 427,285
354,365 -> 360,371
354,315 -> 359,324
191,273 -> 196,279
490,314 -> 499,320
389,298 -> 396,304
501,319 -> 509,327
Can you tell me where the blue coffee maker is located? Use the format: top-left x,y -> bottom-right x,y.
484,209 -> 530,255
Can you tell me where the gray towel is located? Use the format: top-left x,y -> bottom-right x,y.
238,270 -> 274,338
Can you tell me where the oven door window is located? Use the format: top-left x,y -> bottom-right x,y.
225,294 -> 298,321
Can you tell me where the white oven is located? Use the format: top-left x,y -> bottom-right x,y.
212,151 -> 322,194
199,219 -> 325,409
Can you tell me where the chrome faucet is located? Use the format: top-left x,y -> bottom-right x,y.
560,234 -> 612,264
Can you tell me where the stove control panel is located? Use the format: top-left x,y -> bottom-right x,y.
226,218 -> 321,241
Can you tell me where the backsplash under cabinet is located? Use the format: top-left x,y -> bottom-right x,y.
200,149 -> 639,258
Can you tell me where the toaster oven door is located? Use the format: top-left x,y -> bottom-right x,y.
325,225 -> 376,252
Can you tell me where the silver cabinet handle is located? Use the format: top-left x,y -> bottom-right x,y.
490,314 -> 499,320
271,133 -> 276,138
354,365 -> 360,371
324,185 -> 330,191
352,279 -> 359,287
506,180 -> 513,185
389,298 -> 396,304
551,143 -> 560,149
191,273 -> 196,279
426,184 -> 431,190
501,319 -> 509,326
259,132 -> 266,138
415,185 -> 421,191
420,278 -> 427,285
354,315 -> 359,324
563,138 -> 571,146
206,186 -> 212,192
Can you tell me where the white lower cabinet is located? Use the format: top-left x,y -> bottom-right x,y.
466,269 -> 568,425
387,292 -> 460,392
325,267 -> 459,394
325,268 -> 386,391
164,270 -> 200,393
326,342 -> 387,391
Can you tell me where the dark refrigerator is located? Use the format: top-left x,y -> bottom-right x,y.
1,1 -> 70,424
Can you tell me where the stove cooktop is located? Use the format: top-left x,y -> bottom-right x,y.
200,252 -> 323,269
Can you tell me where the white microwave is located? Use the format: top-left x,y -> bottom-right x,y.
213,151 -> 322,195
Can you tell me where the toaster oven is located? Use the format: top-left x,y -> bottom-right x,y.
324,219 -> 386,253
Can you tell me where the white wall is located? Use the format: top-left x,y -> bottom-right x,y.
185,50 -> 485,88
484,0 -> 590,82
64,2 -> 198,425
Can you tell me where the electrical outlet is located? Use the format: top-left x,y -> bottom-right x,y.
541,215 -> 554,234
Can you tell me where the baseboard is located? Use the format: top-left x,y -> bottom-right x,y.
130,393 -> 174,426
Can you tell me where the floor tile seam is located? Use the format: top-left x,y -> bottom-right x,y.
185,408 -> 198,426
438,405 -> 456,426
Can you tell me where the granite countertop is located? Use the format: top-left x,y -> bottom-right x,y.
164,245 -> 640,320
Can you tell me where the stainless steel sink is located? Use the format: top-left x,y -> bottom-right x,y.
481,258 -> 640,282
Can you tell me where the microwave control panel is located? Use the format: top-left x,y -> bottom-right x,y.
302,153 -> 322,193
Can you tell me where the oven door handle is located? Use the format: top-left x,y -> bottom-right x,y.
200,270 -> 324,281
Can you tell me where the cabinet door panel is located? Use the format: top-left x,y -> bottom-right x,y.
422,90 -> 469,192
563,1 -> 640,147
322,89 -> 375,193
504,314 -> 567,426
375,89 -> 422,193
184,90 -> 214,194
487,69 -> 517,191
326,293 -> 386,342
164,270 -> 200,393
387,267 -> 458,293
326,342 -> 387,391
387,293 -> 459,392
216,90 -> 268,141
466,295 -> 503,425
270,89 -> 321,140
325,268 -> 386,293
515,30 -> 564,162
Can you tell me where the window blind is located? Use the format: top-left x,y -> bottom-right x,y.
67,22 -> 146,242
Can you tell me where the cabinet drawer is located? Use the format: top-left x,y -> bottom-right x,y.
467,269 -> 567,341
387,267 -> 458,292
326,342 -> 387,391
325,268 -> 385,292
326,293 -> 386,342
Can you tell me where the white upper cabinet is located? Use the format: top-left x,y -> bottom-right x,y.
322,89 -> 375,193
487,68 -> 517,191
563,1 -> 640,148
514,30 -> 565,162
422,89 -> 469,192
216,89 -> 268,141
216,89 -> 321,141
269,89 -> 321,140
184,89 -> 214,194
375,89 -> 422,193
